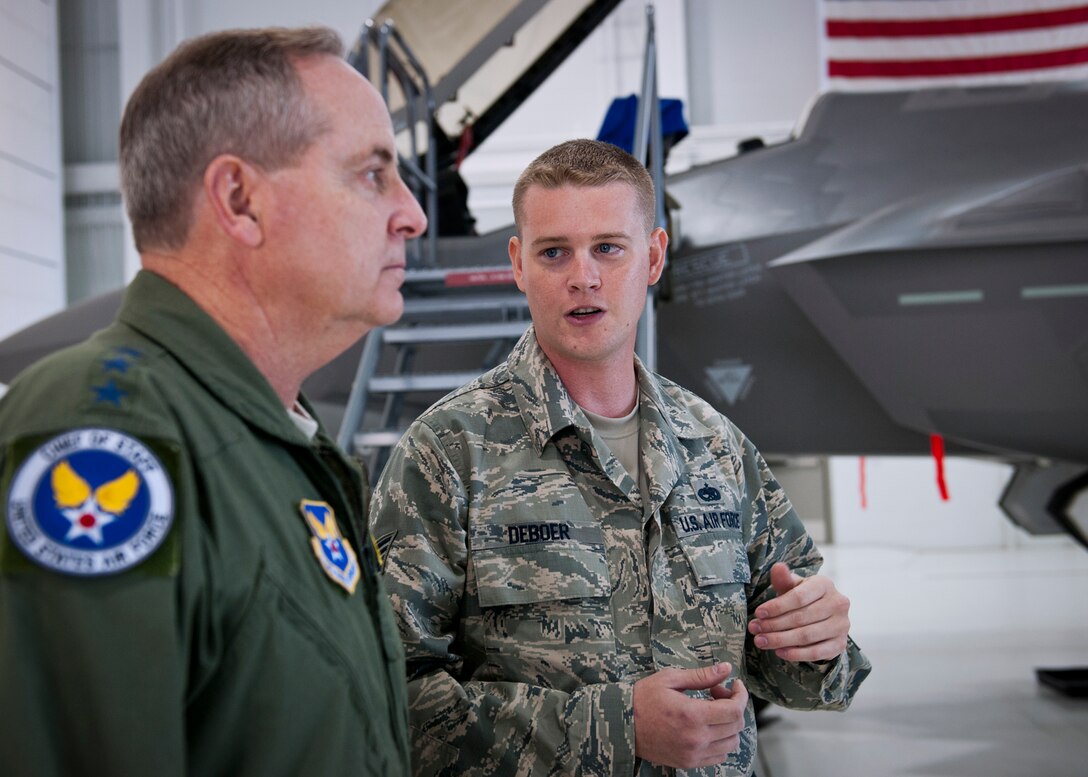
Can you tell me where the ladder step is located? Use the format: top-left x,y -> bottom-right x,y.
383,320 -> 529,344
369,371 -> 481,393
404,265 -> 511,283
352,429 -> 408,449
402,294 -> 527,315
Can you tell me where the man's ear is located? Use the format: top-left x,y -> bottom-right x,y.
203,155 -> 265,248
509,235 -> 527,292
647,226 -> 668,286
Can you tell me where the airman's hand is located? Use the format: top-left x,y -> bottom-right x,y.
633,663 -> 749,769
747,562 -> 850,662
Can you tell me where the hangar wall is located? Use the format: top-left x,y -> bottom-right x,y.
0,0 -> 65,341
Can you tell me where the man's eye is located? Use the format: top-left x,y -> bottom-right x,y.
363,168 -> 386,188
598,243 -> 619,254
542,247 -> 562,259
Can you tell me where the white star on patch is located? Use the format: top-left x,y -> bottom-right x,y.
60,497 -> 117,545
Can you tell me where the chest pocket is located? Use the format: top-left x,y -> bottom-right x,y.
655,510 -> 752,668
468,478 -> 615,690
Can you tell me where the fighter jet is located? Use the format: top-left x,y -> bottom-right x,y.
658,82 -> 1088,547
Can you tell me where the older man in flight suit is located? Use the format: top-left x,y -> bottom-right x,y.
0,27 -> 426,775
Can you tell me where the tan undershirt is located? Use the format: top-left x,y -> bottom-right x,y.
582,394 -> 650,512
582,402 -> 639,482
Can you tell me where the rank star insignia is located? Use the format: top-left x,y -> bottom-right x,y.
299,500 -> 359,594
91,380 -> 127,407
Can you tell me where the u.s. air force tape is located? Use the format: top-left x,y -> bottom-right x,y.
4,428 -> 175,576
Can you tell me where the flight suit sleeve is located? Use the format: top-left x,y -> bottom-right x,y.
727,425 -> 872,710
371,421 -> 638,777
0,442 -> 189,777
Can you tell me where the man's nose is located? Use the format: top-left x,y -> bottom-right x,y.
567,250 -> 601,291
392,178 -> 427,238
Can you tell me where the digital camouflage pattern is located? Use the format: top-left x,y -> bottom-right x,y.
371,327 -> 870,776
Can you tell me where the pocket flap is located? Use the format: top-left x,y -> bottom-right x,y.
677,534 -> 751,587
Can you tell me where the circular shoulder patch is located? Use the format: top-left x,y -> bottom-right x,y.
5,428 -> 174,576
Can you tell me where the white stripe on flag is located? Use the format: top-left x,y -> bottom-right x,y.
828,26 -> 1088,59
824,0 -> 1084,22
821,0 -> 1088,89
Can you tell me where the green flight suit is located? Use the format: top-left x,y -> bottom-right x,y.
0,271 -> 409,776
370,327 -> 871,776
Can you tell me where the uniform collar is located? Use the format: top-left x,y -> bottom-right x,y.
507,326 -> 583,455
635,359 -> 719,441
508,325 -> 717,454
117,270 -> 311,443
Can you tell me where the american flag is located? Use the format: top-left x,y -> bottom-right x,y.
821,1 -> 1088,89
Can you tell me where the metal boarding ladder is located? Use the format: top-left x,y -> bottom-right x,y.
336,285 -> 531,473
336,4 -> 668,474
342,19 -> 529,473
633,2 -> 665,372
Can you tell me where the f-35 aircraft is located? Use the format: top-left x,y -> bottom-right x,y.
658,81 -> 1088,547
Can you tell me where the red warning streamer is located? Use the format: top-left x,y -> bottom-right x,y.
859,456 -> 867,510
930,434 -> 950,501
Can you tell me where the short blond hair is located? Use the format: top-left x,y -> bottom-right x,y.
512,139 -> 655,234
119,26 -> 344,252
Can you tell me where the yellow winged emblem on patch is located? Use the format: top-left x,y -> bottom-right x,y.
303,505 -> 339,540
299,499 -> 359,594
52,459 -> 140,515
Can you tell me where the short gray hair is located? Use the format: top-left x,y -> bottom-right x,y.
119,26 -> 344,252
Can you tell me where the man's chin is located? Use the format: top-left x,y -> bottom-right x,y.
373,296 -> 405,328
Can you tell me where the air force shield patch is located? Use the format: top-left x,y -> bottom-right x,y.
4,428 -> 174,576
299,499 -> 360,594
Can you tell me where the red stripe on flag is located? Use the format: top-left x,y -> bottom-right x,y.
828,43 -> 1088,76
827,4 -> 1088,38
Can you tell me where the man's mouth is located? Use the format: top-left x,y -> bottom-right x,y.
568,307 -> 602,318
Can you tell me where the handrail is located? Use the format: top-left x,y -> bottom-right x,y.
633,2 -> 664,371
632,3 -> 666,231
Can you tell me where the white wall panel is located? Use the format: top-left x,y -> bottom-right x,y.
0,160 -> 63,263
0,250 -> 65,309
0,0 -> 65,341
685,0 -> 820,128
1,1 -> 55,81
1,79 -> 58,174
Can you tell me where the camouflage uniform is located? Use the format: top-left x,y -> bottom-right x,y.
371,327 -> 870,776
